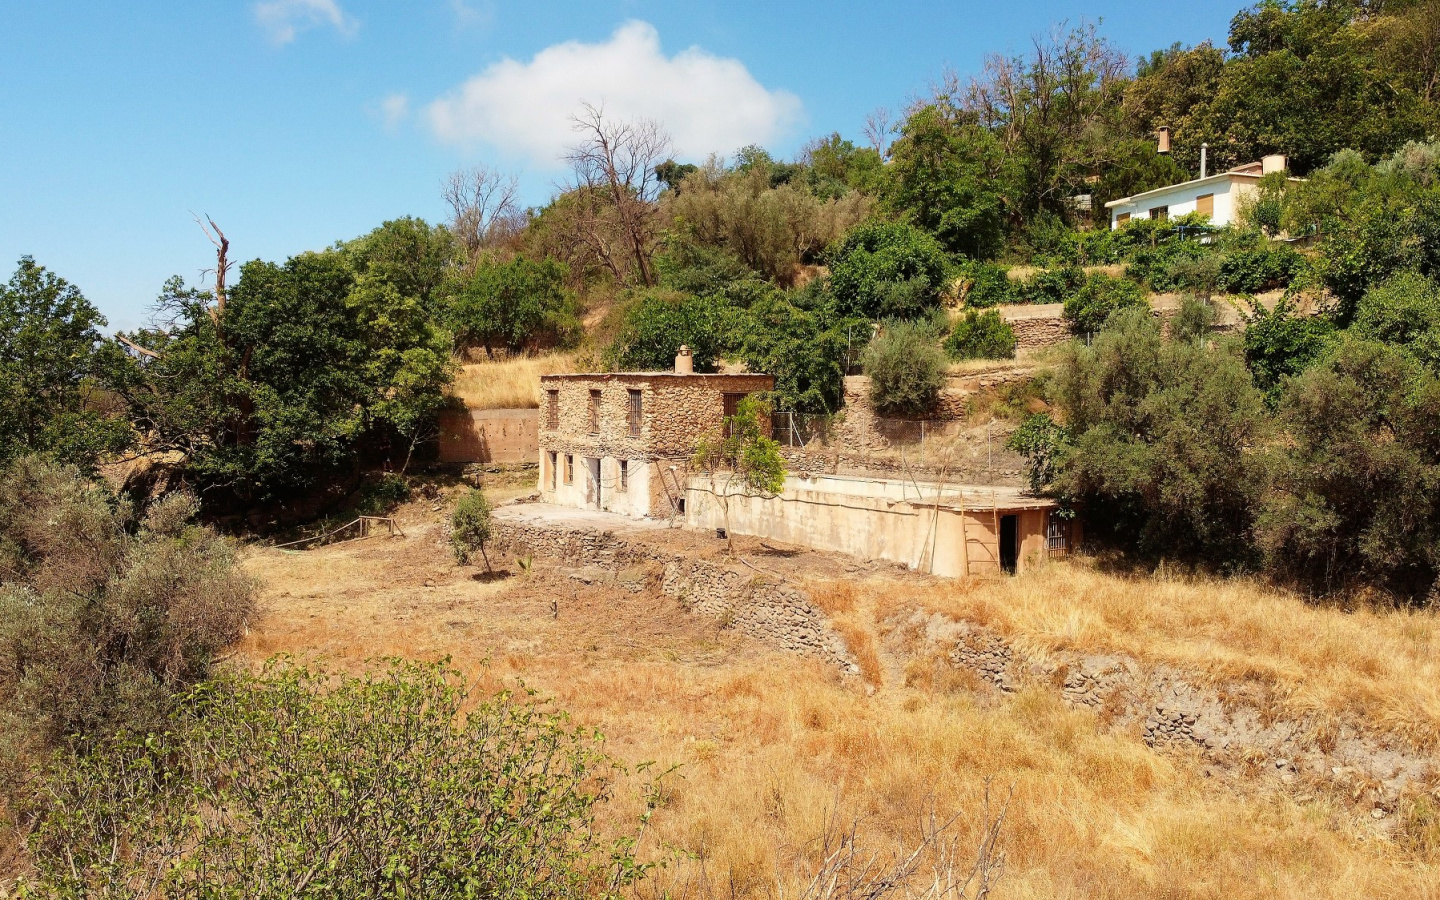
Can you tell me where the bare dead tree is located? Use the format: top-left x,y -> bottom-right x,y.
115,215 -> 232,361
441,164 -> 522,268
563,102 -> 673,288
863,106 -> 896,156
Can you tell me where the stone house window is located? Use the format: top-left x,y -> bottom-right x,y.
627,389 -> 642,436
564,454 -> 573,484
589,390 -> 601,433
546,390 -> 558,429
722,392 -> 744,437
618,459 -> 628,492
548,451 -> 557,490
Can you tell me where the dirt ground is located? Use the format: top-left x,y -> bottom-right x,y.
235,482 -> 1440,900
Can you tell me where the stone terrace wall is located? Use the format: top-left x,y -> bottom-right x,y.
489,515 -> 856,670
1000,303 -> 1072,351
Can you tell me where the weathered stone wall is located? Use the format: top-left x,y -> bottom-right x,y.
538,372 -> 773,516
1000,304 -> 1073,351
489,515 -> 855,669
539,373 -> 773,460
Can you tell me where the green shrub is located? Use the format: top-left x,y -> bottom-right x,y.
1239,295 -> 1336,404
607,290 -> 734,373
0,456 -> 254,780
1216,245 -> 1306,293
1169,296 -> 1217,344
861,322 -> 948,416
450,488 -> 494,569
1353,270 -> 1440,371
946,310 -> 1017,360
444,256 -> 581,356
1016,265 -> 1086,305
1063,273 -> 1148,334
828,221 -> 951,320
1048,308 -> 1269,564
959,261 -> 1019,307
24,660 -> 649,899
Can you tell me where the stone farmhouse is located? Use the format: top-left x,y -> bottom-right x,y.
537,347 -> 773,519
536,348 -> 1076,576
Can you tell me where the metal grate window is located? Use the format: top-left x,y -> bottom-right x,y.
618,459 -> 628,492
548,452 -> 557,490
1046,515 -> 1070,555
588,390 -> 601,433
627,389 -> 642,436
564,454 -> 573,484
546,390 -> 558,429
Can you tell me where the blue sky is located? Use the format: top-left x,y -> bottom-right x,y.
1,1 -> 1236,329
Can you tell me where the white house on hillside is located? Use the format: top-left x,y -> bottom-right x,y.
1104,154 -> 1303,230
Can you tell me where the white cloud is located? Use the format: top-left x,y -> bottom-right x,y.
426,21 -> 803,167
379,92 -> 410,131
253,0 -> 358,45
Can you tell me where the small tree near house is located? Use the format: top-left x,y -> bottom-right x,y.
692,395 -> 786,556
451,488 -> 495,571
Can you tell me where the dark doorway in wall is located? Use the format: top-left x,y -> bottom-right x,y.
999,515 -> 1018,575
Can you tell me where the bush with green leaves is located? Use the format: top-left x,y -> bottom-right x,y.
1125,240 -> 1211,291
1169,296 -> 1217,345
22,659 -> 650,900
0,258 -> 132,470
734,290 -> 849,414
1007,413 -> 1069,494
1062,273 -> 1148,334
861,321 -> 948,416
450,488 -> 494,570
1352,270 -> 1440,372
0,456 -> 254,782
1047,308 -> 1269,564
445,256 -> 581,356
827,221 -> 951,321
692,394 -> 786,555
607,290 -> 734,373
945,310 -> 1017,361
1216,245 -> 1307,294
958,261 -> 1019,307
1015,265 -> 1086,306
1257,336 -> 1440,598
1239,295 -> 1336,405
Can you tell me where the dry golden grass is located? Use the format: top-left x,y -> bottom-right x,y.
890,562 -> 1440,749
448,352 -> 578,409
235,519 -> 1440,900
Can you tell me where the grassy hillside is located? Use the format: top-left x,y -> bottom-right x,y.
236,497 -> 1440,899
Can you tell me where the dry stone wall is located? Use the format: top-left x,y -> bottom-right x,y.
900,610 -> 1434,817
489,515 -> 855,671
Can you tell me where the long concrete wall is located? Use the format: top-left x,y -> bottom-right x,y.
683,474 -> 1056,577
438,408 -> 539,464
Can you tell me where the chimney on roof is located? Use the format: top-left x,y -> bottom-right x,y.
1262,154 -> 1288,175
1157,126 -> 1171,155
675,345 -> 694,374
1200,143 -> 1208,179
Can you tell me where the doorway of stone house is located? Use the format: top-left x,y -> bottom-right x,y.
1000,514 -> 1019,575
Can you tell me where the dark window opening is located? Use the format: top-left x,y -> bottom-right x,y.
999,514 -> 1019,575
564,454 -> 573,484
1149,205 -> 1170,221
588,390 -> 601,433
548,451 -> 557,490
722,392 -> 745,437
618,459 -> 628,492
627,389 -> 643,436
546,390 -> 558,429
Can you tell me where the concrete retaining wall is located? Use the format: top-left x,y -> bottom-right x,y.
438,408 -> 539,464
488,514 -> 855,670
